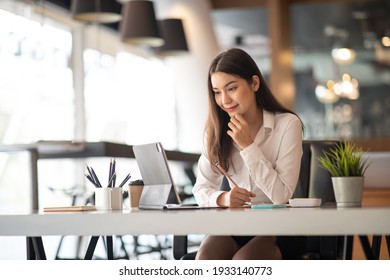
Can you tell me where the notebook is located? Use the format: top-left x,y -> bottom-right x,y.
132,142 -> 223,210
43,205 -> 96,212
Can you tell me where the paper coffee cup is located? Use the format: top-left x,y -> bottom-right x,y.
128,180 -> 144,208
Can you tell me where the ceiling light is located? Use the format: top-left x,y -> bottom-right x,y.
156,19 -> 189,57
71,0 -> 122,23
382,36 -> 390,47
331,47 -> 356,64
315,85 -> 340,104
331,74 -> 359,100
119,0 -> 164,47
325,26 -> 356,64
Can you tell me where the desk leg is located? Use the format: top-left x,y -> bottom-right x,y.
26,237 -> 46,260
371,235 -> 382,259
26,237 -> 35,260
106,236 -> 114,260
359,236 -> 376,260
366,235 -> 389,260
342,236 -> 353,260
84,236 -> 100,260
118,236 -> 130,259
85,236 -> 115,260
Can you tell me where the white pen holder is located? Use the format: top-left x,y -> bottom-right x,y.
95,188 -> 123,210
110,187 -> 123,210
95,188 -> 111,210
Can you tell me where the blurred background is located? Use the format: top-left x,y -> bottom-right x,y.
1,0 -> 389,259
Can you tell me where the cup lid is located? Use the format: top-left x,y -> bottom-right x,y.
129,179 -> 144,185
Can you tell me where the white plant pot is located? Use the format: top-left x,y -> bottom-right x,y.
331,176 -> 364,207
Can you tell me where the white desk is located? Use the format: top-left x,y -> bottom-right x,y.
1,207 -> 389,260
1,207 -> 390,236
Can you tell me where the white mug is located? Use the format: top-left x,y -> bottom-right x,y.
95,188 -> 112,211
110,187 -> 123,210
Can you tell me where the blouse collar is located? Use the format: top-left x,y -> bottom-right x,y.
253,110 -> 274,145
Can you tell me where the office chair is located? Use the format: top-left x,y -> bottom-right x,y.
304,141 -> 347,259
173,140 -> 346,260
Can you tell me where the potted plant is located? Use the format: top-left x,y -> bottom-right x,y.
318,141 -> 370,207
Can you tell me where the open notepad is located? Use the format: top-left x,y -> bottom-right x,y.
43,205 -> 96,212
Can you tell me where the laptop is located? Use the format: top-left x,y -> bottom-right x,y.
132,142 -> 223,210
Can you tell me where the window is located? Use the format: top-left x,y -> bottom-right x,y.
83,50 -> 177,149
0,6 -> 179,259
0,9 -> 74,144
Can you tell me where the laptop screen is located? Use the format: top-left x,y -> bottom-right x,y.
133,142 -> 181,208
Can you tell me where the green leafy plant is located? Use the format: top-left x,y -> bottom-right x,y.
318,141 -> 370,177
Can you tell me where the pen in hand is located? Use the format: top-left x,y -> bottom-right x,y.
214,162 -> 241,188
215,162 -> 255,207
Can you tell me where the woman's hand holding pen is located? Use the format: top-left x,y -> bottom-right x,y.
217,186 -> 256,208
214,162 -> 256,207
227,114 -> 253,149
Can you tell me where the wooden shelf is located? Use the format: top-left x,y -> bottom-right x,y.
353,137 -> 390,152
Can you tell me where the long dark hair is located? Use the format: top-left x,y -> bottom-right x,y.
205,48 -> 302,172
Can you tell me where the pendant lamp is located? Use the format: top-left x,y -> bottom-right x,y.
71,0 -> 122,23
156,18 -> 189,56
331,45 -> 356,64
120,0 -> 164,47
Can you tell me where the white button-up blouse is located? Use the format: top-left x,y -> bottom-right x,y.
192,110 -> 303,206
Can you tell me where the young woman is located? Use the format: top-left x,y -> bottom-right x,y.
192,48 -> 304,260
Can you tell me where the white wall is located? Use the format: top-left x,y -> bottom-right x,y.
153,0 -> 220,153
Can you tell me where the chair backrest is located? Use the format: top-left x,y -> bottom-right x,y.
293,140 -> 338,203
308,141 -> 339,204
279,140 -> 340,259
220,176 -> 230,191
293,141 -> 311,198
